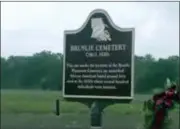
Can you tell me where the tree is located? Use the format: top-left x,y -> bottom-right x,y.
0,51 -> 179,93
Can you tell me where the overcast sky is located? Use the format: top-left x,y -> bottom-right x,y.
1,2 -> 179,58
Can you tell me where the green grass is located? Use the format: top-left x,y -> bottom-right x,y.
1,89 -> 179,114
1,90 -> 179,129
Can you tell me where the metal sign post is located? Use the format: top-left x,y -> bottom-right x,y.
90,101 -> 102,129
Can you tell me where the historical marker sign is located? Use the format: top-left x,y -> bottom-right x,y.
63,9 -> 135,100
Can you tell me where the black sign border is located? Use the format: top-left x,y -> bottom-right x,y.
62,9 -> 135,100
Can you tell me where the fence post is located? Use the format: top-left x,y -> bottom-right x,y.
56,99 -> 60,116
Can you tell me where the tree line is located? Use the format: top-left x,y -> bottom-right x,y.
1,51 -> 179,93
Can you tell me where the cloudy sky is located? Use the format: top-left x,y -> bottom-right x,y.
1,2 -> 179,58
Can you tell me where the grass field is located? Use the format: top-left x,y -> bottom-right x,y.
1,90 -> 179,129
